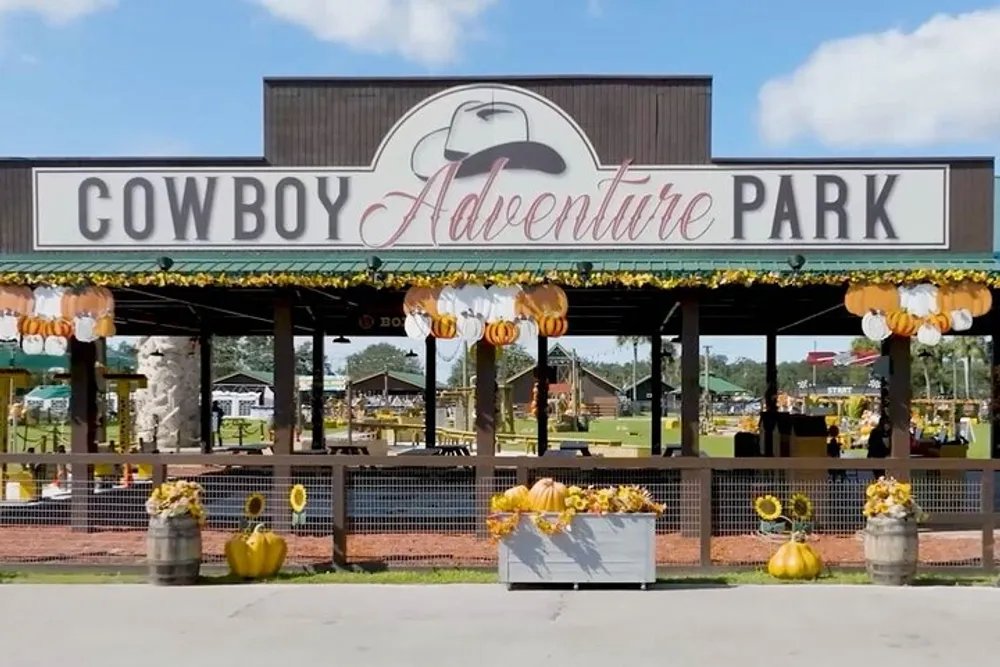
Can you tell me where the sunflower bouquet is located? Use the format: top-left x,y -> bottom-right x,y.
754,492 -> 814,536
146,480 -> 206,524
863,477 -> 925,521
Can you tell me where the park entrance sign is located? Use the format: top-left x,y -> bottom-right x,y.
32,84 -> 949,251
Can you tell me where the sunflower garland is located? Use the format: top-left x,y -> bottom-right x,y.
0,268 -> 997,290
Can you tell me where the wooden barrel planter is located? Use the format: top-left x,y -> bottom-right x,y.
863,515 -> 918,586
147,515 -> 203,586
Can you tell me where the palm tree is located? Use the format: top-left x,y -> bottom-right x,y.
951,336 -> 987,398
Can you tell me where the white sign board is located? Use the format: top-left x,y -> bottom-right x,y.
33,84 -> 950,251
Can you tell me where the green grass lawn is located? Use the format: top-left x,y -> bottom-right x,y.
1,568 -> 997,587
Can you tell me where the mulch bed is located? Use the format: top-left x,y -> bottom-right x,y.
0,526 -> 989,568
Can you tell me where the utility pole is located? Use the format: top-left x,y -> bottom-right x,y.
703,345 -> 712,421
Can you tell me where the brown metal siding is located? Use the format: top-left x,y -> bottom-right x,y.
352,374 -> 422,395
0,165 -> 32,253
264,77 -> 712,167
948,161 -> 994,252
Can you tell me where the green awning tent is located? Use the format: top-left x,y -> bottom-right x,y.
0,345 -> 134,373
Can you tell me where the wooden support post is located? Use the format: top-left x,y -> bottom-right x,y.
199,331 -> 213,453
475,342 -> 497,455
424,336 -> 437,448
536,337 -> 549,456
650,334 -> 663,456
311,329 -> 325,451
272,295 -> 295,531
764,332 -> 778,457
331,464 -> 348,567
69,338 -> 96,532
680,300 -> 700,456
95,339 -> 107,443
991,323 -> 1000,459
888,335 -> 912,479
680,299 -> 701,538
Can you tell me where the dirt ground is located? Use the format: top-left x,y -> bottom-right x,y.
0,526 -> 988,568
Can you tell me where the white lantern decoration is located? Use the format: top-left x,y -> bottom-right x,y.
437,286 -> 459,318
516,317 -> 538,341
950,308 -> 974,332
916,323 -> 943,346
0,315 -> 18,342
403,313 -> 431,340
456,314 -> 485,343
861,311 -> 891,342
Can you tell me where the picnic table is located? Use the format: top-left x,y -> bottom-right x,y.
327,444 -> 370,456
399,445 -> 471,457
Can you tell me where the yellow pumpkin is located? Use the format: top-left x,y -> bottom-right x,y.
94,315 -> 116,338
503,484 -> 531,510
886,310 -> 918,337
767,537 -> 823,580
527,478 -> 568,513
225,524 -> 288,579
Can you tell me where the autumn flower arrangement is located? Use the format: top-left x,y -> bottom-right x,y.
145,480 -> 206,524
486,478 -> 665,541
754,492 -> 814,536
863,476 -> 926,521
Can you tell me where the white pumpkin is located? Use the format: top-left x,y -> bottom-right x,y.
861,311 -> 891,342
516,317 -> 539,341
950,308 -> 973,332
456,313 -> 485,343
43,335 -> 68,356
403,312 -> 431,340
436,286 -> 459,318
73,315 -> 97,343
0,314 -> 18,342
21,334 -> 44,355
916,323 -> 943,346
904,284 -> 939,318
487,285 -> 521,322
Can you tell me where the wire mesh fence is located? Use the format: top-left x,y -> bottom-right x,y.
0,459 -> 992,570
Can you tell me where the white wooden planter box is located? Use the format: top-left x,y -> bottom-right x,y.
497,513 -> 656,589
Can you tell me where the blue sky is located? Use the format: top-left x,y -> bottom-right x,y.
2,0 -> 998,379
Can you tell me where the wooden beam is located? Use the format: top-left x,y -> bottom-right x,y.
475,342 -> 497,456
311,329 -> 325,451
272,293 -> 295,531
650,334 -> 663,456
680,300 -> 700,456
425,336 -> 437,448
536,337 -> 549,456
199,331 -> 213,453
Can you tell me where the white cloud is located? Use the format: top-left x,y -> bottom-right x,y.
252,0 -> 497,66
757,7 -> 1000,149
0,0 -> 116,24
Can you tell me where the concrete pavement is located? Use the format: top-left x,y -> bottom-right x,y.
1,583 -> 996,666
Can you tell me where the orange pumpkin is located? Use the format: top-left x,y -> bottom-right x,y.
430,315 -> 457,339
49,318 -> 73,338
527,478 -> 568,513
843,285 -> 869,316
865,285 -> 901,314
925,312 -> 951,334
94,315 -> 116,338
537,314 -> 568,338
403,286 -> 440,317
944,282 -> 993,317
524,284 -> 568,317
0,286 -> 34,315
19,316 -> 42,336
484,320 -> 519,346
92,287 -> 114,315
886,310 -> 918,337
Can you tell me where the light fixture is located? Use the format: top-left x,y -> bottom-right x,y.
332,335 -> 350,344
367,255 -> 383,272
156,256 -> 174,271
576,261 -> 593,282
149,350 -> 164,357
787,254 -> 806,272
405,350 -> 418,358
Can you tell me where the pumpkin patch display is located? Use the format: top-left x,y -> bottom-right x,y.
224,524 -> 288,580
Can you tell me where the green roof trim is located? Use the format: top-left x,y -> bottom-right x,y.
24,384 -> 70,400
1,251 -> 999,276
213,370 -> 275,386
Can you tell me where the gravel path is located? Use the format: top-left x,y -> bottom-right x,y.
1,583 -> 997,666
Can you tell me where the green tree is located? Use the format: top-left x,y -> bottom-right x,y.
614,336 -> 678,395
448,342 -> 536,387
294,340 -> 333,376
343,342 -> 423,378
211,337 -> 244,378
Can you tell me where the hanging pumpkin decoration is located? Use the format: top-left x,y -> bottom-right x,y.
64,286 -> 116,343
537,314 -> 569,338
843,284 -> 899,316
524,284 -> 569,318
950,308 -> 974,332
224,524 -> 288,580
0,285 -> 33,343
484,320 -> 520,347
516,316 -> 538,341
456,313 -> 485,343
860,311 -> 891,342
916,322 -> 943,347
886,310 -> 919,337
94,315 -> 116,339
767,534 -> 823,580
527,478 -> 568,513
925,312 -> 951,334
430,315 -> 457,339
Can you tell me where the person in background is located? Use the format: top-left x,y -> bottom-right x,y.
827,425 -> 845,481
211,400 -> 225,449
867,417 -> 890,480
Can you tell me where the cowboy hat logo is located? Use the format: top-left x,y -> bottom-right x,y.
409,93 -> 567,181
